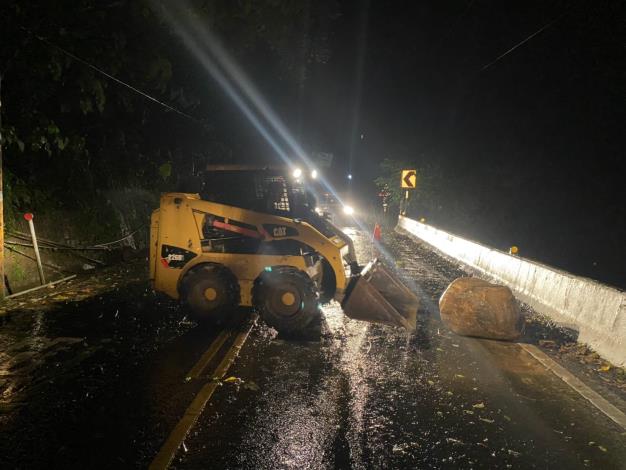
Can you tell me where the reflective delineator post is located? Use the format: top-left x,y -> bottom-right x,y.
24,213 -> 46,285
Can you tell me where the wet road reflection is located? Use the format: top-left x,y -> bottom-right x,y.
1,229 -> 625,469
177,227 -> 626,469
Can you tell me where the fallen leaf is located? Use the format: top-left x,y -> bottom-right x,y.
243,381 -> 260,391
473,403 -> 485,409
598,365 -> 611,372
446,437 -> 464,445
223,376 -> 239,383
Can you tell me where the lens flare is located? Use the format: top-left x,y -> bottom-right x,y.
152,1 -> 355,210
153,0 -> 407,282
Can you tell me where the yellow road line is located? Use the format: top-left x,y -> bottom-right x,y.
186,329 -> 231,379
520,343 -> 626,431
149,315 -> 257,470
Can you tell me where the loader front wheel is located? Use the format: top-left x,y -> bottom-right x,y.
253,267 -> 320,336
181,264 -> 240,325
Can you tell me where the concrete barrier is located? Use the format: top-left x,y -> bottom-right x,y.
397,215 -> 626,367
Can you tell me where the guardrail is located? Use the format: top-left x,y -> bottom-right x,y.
397,215 -> 626,367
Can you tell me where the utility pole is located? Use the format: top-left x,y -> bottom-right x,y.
0,74 -> 4,299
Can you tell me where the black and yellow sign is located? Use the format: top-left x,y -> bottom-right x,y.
401,170 -> 417,189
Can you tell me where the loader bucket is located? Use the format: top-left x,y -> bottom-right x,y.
341,259 -> 419,331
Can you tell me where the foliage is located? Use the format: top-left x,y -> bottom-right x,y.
374,157 -> 444,219
0,0 -> 341,222
374,158 -> 412,208
187,0 -> 339,86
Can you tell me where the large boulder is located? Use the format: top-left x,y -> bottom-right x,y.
439,277 -> 522,341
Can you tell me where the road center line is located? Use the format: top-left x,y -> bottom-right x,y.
149,315 -> 257,470
186,329 -> 231,379
520,343 -> 626,431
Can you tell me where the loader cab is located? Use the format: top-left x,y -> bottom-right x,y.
199,166 -> 295,215
197,165 -> 329,232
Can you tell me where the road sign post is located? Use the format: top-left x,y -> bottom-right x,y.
401,169 -> 417,189
400,169 -> 417,216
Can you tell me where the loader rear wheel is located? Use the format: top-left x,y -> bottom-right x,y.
253,267 -> 320,336
180,264 -> 240,325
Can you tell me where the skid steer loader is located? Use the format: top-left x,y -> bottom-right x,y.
149,165 -> 418,335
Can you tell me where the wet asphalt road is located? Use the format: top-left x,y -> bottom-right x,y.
1,227 -> 625,469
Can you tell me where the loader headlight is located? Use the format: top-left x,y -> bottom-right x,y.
343,205 -> 355,216
292,168 -> 302,178
311,169 -> 318,179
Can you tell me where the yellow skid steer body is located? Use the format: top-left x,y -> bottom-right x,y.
150,193 -> 418,330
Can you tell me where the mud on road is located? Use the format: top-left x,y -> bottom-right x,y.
0,227 -> 625,469
0,262 -> 213,468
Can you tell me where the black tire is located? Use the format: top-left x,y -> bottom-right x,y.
252,266 -> 321,336
180,264 -> 240,324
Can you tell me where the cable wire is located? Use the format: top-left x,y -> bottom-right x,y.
19,25 -> 207,128
480,12 -> 567,72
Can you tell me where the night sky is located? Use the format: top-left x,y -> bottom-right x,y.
289,0 -> 625,287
